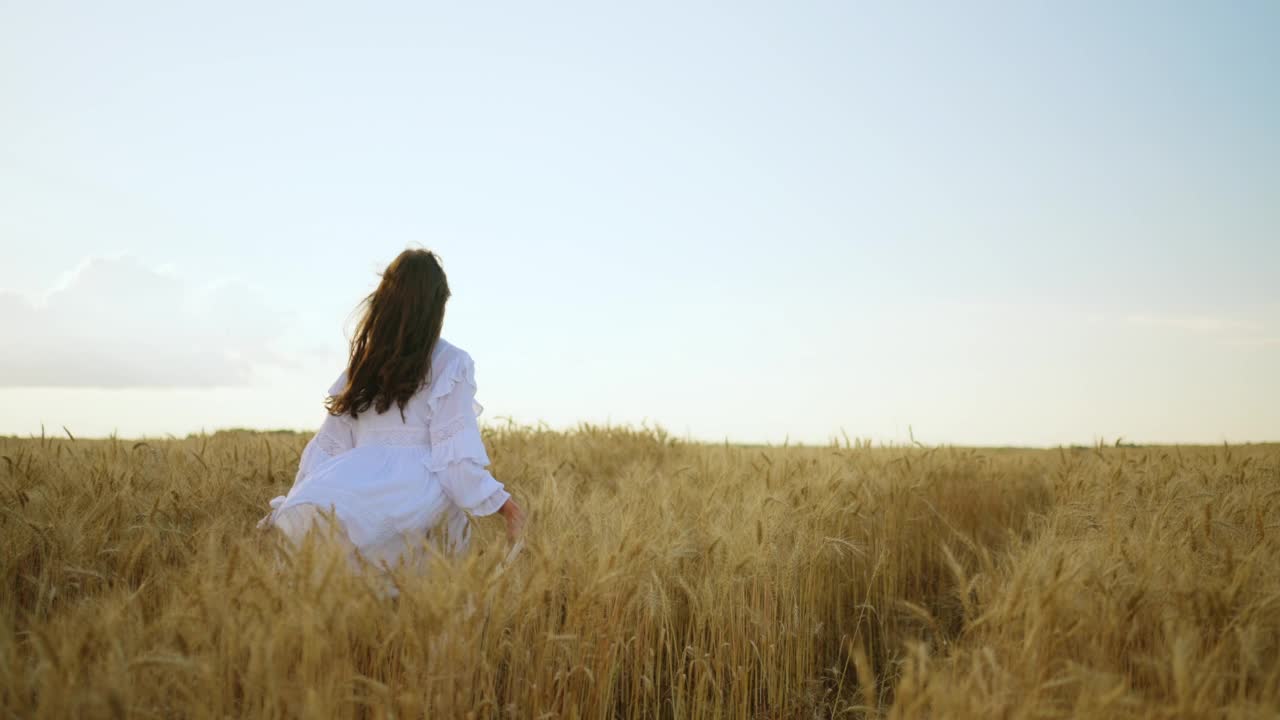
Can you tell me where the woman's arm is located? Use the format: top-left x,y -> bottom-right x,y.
295,412 -> 355,483
426,352 -> 521,539
497,497 -> 525,542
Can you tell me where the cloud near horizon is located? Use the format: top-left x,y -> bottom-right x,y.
0,256 -> 294,388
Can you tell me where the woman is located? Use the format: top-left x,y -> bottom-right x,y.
260,249 -> 524,569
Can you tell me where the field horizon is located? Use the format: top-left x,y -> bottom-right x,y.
3,423 -> 1278,718
10,422 -> 1276,453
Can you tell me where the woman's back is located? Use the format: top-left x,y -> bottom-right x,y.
261,248 -> 521,571
340,338 -> 468,448
262,336 -> 510,566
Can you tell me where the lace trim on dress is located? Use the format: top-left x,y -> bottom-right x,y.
315,424 -> 351,456
429,416 -> 467,447
299,415 -> 352,475
425,422 -> 491,472
356,426 -> 429,448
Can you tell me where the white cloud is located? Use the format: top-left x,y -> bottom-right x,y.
0,256 -> 295,387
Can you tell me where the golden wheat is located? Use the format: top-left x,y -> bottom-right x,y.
1,426 -> 1277,718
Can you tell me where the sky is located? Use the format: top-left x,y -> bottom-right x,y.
1,1 -> 1277,446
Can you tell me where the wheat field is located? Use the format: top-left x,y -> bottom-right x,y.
2,425 -> 1277,719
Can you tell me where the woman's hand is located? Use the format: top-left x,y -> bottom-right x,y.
498,498 -> 525,543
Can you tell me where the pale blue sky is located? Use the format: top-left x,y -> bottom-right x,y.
2,1 -> 1277,445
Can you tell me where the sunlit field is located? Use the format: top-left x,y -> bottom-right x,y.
2,426 -> 1278,718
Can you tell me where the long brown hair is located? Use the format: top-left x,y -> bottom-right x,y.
326,249 -> 451,420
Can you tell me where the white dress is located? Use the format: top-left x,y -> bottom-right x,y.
260,339 -> 510,568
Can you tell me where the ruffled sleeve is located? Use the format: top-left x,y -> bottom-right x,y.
426,353 -> 510,516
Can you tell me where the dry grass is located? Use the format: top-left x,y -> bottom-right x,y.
1,425 -> 1277,718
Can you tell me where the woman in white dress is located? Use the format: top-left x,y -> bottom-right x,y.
260,249 -> 524,569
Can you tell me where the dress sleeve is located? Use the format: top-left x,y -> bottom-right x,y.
295,371 -> 356,478
295,411 -> 355,479
426,354 -> 510,516
259,373 -> 355,528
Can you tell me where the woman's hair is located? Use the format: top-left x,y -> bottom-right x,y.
326,249 -> 451,420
